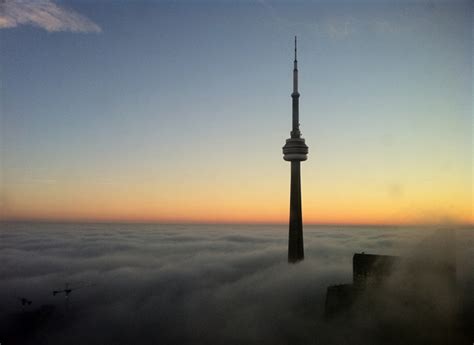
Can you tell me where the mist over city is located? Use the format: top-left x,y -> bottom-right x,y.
1,223 -> 472,344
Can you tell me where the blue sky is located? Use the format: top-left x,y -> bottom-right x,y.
0,0 -> 472,224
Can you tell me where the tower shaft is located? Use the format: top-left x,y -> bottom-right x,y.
288,161 -> 304,262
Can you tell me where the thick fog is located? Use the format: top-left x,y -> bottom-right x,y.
0,223 -> 472,344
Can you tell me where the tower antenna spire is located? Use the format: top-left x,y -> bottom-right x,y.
294,36 -> 297,61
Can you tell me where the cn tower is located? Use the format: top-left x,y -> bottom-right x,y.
282,37 -> 308,263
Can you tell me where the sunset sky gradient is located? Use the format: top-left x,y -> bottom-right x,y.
1,0 -> 472,225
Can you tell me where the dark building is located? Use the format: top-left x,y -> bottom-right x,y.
352,253 -> 399,289
325,253 -> 400,317
325,250 -> 458,317
282,37 -> 308,263
323,230 -> 473,345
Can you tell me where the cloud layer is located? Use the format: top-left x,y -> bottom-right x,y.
0,0 -> 101,33
0,223 -> 472,344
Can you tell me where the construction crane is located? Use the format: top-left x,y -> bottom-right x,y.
16,297 -> 33,307
52,282 -> 95,298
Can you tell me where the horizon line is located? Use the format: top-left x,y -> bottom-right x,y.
1,218 -> 472,228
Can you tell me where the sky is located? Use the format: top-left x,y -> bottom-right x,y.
0,0 -> 472,225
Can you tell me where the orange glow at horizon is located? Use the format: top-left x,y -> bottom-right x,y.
2,143 -> 472,227
2,175 -> 472,226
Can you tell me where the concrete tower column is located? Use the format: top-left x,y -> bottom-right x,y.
283,36 -> 308,263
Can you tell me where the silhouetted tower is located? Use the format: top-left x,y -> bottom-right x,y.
282,37 -> 308,263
